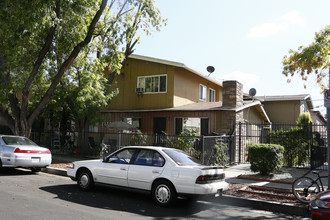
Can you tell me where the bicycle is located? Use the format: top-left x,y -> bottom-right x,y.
292,170 -> 328,204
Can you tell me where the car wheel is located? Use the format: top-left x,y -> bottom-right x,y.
152,180 -> 176,206
77,169 -> 94,191
31,167 -> 41,173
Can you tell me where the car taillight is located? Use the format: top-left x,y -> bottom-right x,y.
196,176 -> 208,184
14,148 -> 51,154
195,173 -> 225,184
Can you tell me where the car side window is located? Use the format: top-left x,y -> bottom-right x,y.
108,148 -> 135,164
134,150 -> 165,167
152,152 -> 165,167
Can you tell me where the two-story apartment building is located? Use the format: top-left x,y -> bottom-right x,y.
99,54 -> 270,136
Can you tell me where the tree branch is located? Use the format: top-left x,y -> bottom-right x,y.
28,0 -> 108,126
20,1 -> 60,127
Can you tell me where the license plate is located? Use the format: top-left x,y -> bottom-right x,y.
215,189 -> 222,197
31,157 -> 40,163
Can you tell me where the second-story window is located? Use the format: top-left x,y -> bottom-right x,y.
137,74 -> 167,93
209,88 -> 215,102
199,84 -> 206,101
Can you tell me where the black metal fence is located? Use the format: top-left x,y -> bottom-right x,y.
233,122 -> 327,170
30,122 -> 327,169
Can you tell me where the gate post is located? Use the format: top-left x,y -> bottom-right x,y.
239,122 -> 242,164
309,122 -> 313,168
201,135 -> 205,164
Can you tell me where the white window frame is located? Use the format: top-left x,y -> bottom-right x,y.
199,84 -> 207,101
209,88 -> 215,102
137,74 -> 167,94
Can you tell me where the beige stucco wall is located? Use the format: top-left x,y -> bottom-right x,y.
243,107 -> 264,123
262,100 -> 301,124
173,67 -> 222,107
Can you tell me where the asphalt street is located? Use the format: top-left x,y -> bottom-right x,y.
0,168 -> 310,220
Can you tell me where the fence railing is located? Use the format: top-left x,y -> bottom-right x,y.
30,122 -> 328,169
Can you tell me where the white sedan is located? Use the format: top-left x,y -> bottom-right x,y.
0,135 -> 52,172
67,146 -> 229,206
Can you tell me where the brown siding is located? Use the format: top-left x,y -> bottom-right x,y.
100,111 -> 218,135
104,58 -> 175,110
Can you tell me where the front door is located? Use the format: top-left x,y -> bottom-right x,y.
153,117 -> 166,134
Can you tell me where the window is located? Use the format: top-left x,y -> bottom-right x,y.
209,88 -> 215,102
134,149 -> 165,167
199,84 -> 206,101
108,148 -> 135,164
175,117 -> 209,135
89,124 -> 98,132
137,75 -> 167,93
122,118 -> 141,130
163,149 -> 202,166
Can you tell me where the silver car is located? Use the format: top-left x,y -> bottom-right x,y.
0,135 -> 52,172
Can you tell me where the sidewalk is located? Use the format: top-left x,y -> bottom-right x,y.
225,163 -> 328,190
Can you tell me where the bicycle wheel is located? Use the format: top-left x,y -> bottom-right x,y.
292,177 -> 320,204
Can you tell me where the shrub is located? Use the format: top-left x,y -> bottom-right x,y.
268,126 -> 313,167
177,129 -> 199,156
248,144 -> 284,176
207,138 -> 228,166
296,112 -> 312,127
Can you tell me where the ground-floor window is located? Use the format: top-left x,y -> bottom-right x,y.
122,118 -> 141,130
175,118 -> 209,135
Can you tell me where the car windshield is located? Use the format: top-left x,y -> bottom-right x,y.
2,136 -> 38,146
162,149 -> 202,166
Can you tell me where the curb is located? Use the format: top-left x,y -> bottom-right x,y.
41,167 -> 68,177
237,174 -> 293,185
41,167 -> 310,217
220,194 -> 309,217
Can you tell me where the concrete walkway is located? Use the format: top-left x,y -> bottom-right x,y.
225,163 -> 328,191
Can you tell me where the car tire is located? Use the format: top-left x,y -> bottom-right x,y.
152,180 -> 176,206
31,167 -> 41,173
77,169 -> 94,191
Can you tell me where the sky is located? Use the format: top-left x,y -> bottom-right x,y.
134,0 -> 330,116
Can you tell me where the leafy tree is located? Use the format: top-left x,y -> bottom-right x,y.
282,26 -> 330,90
296,112 -> 312,127
0,0 -> 165,140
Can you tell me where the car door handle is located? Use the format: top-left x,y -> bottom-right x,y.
152,170 -> 160,174
120,167 -> 127,171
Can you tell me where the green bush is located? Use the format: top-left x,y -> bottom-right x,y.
248,144 -> 284,176
268,126 -> 313,167
207,138 -> 228,166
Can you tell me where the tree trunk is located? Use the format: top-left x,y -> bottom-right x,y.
77,117 -> 90,155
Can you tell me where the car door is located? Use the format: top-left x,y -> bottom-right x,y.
128,149 -> 165,190
94,148 -> 136,187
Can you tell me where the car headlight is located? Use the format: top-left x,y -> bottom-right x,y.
68,163 -> 75,169
315,199 -> 330,208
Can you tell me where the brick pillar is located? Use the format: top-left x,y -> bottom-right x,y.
218,81 -> 244,134
222,81 -> 243,108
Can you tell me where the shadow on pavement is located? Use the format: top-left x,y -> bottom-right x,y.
0,168 -> 38,176
39,184 -> 220,218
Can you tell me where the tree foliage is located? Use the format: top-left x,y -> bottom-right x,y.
248,144 -> 284,176
282,25 -> 330,90
0,0 -> 165,137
